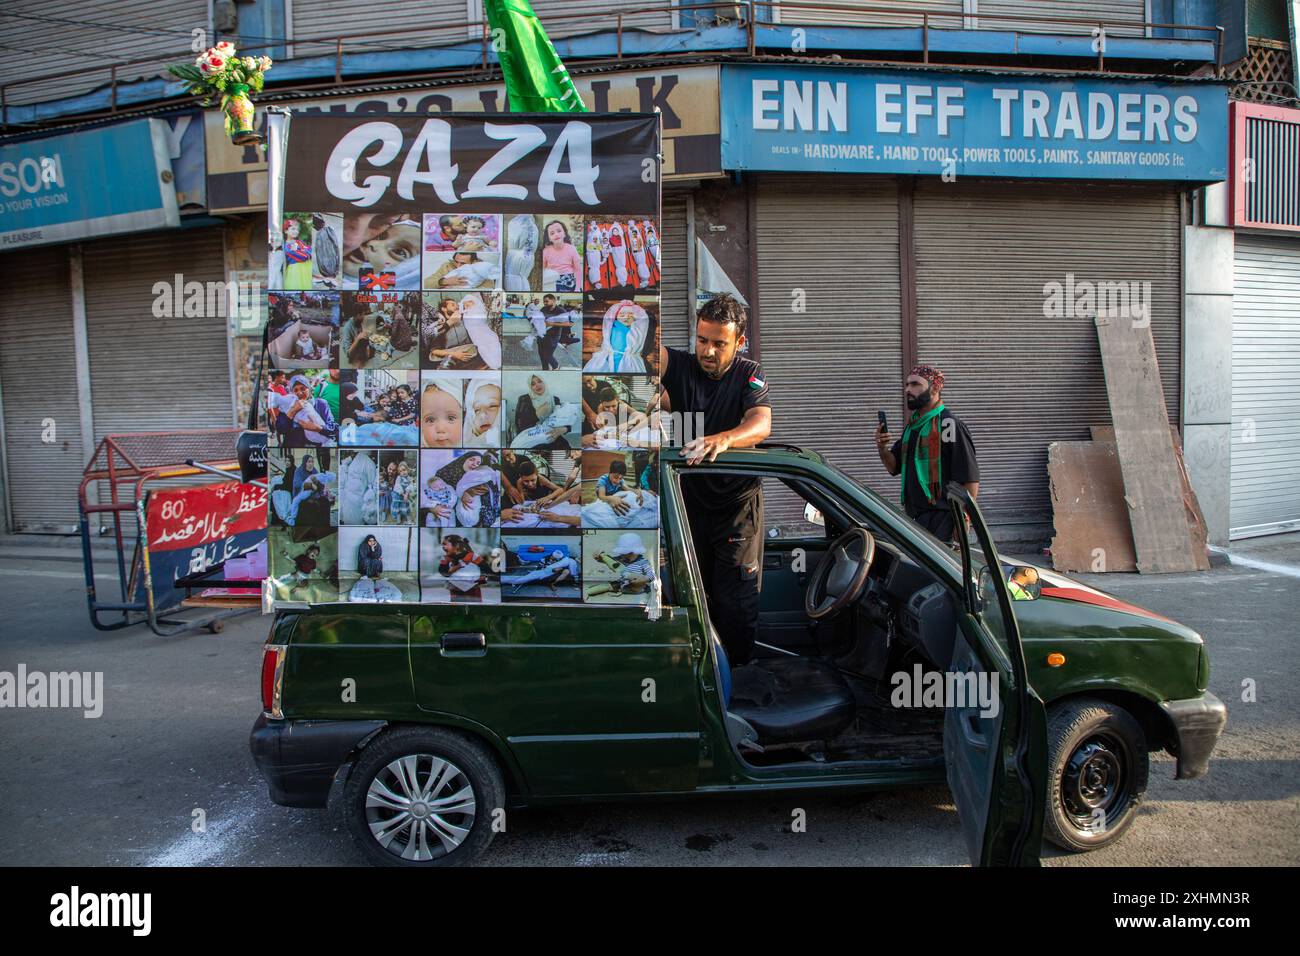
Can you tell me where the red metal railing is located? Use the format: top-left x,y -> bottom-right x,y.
1,1 -> 1226,129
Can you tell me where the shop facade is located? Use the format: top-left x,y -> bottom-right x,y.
718,64 -> 1227,541
1225,101 -> 1300,539
0,114 -> 234,533
0,65 -> 718,534
0,55 -> 1233,547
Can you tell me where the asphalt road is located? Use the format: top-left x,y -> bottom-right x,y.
0,534 -> 1296,868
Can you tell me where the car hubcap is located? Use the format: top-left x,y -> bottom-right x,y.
365,754 -> 476,861
1061,734 -> 1128,832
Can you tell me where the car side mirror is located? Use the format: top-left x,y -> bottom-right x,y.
804,503 -> 825,527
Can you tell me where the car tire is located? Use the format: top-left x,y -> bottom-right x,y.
343,726 -> 504,867
1044,699 -> 1149,852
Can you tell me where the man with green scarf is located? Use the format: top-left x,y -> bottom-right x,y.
874,364 -> 980,542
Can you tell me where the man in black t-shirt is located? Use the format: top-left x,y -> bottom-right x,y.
660,293 -> 772,665
875,364 -> 980,542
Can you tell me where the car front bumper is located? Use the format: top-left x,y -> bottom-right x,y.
1161,692 -> 1227,780
249,715 -> 386,808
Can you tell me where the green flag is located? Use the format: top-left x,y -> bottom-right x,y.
484,0 -> 588,113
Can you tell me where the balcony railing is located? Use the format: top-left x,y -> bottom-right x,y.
1,1 -> 1225,129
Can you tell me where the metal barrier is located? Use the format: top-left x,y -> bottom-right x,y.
1,1 -> 1225,129
78,429 -> 262,635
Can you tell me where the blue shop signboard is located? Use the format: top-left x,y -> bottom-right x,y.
0,118 -> 181,250
721,65 -> 1228,183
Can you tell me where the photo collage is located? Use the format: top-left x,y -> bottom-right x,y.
265,210 -> 663,607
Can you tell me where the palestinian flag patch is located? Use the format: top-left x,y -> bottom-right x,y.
748,375 -> 765,389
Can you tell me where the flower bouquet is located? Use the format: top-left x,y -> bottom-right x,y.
169,42 -> 272,145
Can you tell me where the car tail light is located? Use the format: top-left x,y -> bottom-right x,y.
261,645 -> 286,718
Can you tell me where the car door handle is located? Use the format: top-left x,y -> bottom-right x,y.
441,632 -> 486,653
763,554 -> 783,570
960,711 -> 988,751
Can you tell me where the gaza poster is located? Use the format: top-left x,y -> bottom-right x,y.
262,113 -> 663,609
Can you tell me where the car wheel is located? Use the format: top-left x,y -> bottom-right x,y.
344,726 -> 504,867
1044,699 -> 1149,852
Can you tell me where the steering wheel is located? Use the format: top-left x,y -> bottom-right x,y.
804,528 -> 876,621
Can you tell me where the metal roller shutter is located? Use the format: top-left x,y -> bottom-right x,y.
82,228 -> 234,532
774,1 -> 964,28
756,174 -> 902,530
1231,235 -> 1300,538
975,1 -> 1146,36
529,0 -> 674,37
290,1 -> 473,53
659,190 -> 691,350
913,179 -> 1181,539
0,1 -> 209,106
0,248 -> 84,532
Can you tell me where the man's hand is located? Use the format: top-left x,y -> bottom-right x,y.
876,422 -> 898,474
610,497 -> 631,515
683,432 -> 732,465
875,422 -> 893,450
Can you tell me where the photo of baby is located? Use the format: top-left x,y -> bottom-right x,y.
498,449 -> 582,530
501,292 -> 583,370
424,213 -> 501,253
336,449 -> 380,525
502,370 -> 583,450
421,292 -> 503,371
268,448 -> 338,528
501,533 -> 582,601
419,372 -> 470,448
584,216 -> 660,293
420,448 -> 502,528
423,251 -> 502,291
582,529 -> 657,605
461,375 -> 502,448
267,292 -> 339,369
581,375 -> 661,449
377,449 -> 419,526
580,450 -> 659,529
274,213 -> 343,291
268,527 -> 339,604
582,297 -> 659,375
420,528 -> 501,604
266,370 -> 338,449
502,214 -> 585,292
338,368 -> 421,447
341,213 -> 421,290
339,292 -> 420,370
338,526 -> 419,603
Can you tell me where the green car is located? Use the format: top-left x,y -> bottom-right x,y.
250,445 -> 1226,867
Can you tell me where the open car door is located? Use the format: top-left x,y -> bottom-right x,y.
943,484 -> 1048,866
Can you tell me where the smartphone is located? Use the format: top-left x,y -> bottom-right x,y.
877,410 -> 888,433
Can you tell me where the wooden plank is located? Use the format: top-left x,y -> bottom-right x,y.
1091,425 -> 1210,571
1094,315 -> 1201,572
1047,440 -> 1138,573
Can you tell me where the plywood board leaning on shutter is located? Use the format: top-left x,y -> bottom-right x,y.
1094,316 -> 1202,573
1091,425 -> 1209,571
1047,440 -> 1138,573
